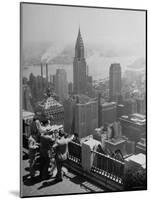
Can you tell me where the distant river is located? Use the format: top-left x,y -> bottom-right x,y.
22,54 -> 140,82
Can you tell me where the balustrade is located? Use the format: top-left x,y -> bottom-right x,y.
67,141 -> 125,184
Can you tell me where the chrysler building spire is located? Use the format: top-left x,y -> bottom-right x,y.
75,27 -> 84,59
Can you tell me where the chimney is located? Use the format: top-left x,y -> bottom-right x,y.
46,63 -> 48,83
41,63 -> 43,78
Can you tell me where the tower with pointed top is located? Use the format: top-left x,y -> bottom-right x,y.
73,28 -> 87,94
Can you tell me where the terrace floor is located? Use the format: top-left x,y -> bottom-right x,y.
21,149 -> 105,197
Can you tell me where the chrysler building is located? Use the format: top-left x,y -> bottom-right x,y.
73,28 -> 87,94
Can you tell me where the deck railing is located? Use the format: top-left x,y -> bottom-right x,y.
91,150 -> 125,183
67,141 -> 125,184
68,141 -> 82,164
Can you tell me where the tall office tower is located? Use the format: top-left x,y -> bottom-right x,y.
64,94 -> 98,138
109,63 -> 122,102
55,69 -> 69,102
73,28 -> 87,94
74,99 -> 98,138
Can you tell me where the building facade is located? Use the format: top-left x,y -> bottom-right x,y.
120,113 -> 146,145
136,97 -> 146,115
63,97 -> 76,134
123,98 -> 137,115
117,104 -> 125,119
74,99 -> 98,138
64,94 -> 98,138
98,101 -> 117,127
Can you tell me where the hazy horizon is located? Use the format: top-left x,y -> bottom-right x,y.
22,4 -> 146,58
21,3 -> 146,81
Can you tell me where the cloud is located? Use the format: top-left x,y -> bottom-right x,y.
41,43 -> 64,63
127,57 -> 145,69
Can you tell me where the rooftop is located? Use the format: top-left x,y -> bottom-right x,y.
38,96 -> 63,110
125,153 -> 146,169
22,149 -> 104,197
102,102 -> 117,107
105,138 -> 126,146
120,113 -> 146,125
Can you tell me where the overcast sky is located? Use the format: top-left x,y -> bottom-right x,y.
22,3 -> 146,54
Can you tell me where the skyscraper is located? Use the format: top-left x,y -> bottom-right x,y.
64,95 -> 98,138
73,28 -> 87,94
109,63 -> 122,102
55,69 -> 68,102
98,102 -> 117,126
74,98 -> 98,138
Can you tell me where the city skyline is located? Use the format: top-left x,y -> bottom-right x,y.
21,3 -> 147,197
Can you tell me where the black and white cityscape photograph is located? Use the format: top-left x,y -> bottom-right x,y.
20,3 -> 147,197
